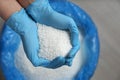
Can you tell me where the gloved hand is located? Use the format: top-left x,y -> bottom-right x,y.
5,8 -> 65,69
26,0 -> 80,66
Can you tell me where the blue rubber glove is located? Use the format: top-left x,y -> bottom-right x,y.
26,0 -> 80,66
5,8 -> 65,69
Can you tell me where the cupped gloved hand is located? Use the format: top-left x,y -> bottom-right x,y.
5,8 -> 65,69
26,0 -> 80,66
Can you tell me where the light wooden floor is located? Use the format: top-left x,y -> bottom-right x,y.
0,0 -> 120,80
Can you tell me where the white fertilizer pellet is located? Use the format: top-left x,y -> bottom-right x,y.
38,24 -> 72,60
15,23 -> 83,80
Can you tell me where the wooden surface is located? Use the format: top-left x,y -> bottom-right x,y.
0,0 -> 120,80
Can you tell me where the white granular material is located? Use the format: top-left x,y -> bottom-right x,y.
38,24 -> 72,60
15,23 -> 83,80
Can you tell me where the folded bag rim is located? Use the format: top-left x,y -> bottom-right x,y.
0,0 -> 100,80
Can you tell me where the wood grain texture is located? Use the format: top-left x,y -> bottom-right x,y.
0,0 -> 120,80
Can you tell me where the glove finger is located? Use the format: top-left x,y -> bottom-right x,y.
65,58 -> 73,66
66,44 -> 80,59
49,56 -> 65,69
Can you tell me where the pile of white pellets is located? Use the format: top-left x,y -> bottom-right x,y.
15,23 -> 83,80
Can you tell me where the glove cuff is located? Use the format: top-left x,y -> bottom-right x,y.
25,0 -> 53,23
5,8 -> 33,35
5,8 -> 24,34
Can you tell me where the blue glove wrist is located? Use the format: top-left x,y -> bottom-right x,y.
6,9 -> 27,35
26,0 -> 54,23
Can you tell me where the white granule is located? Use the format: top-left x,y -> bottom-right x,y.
15,23 -> 83,80
38,24 -> 72,60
